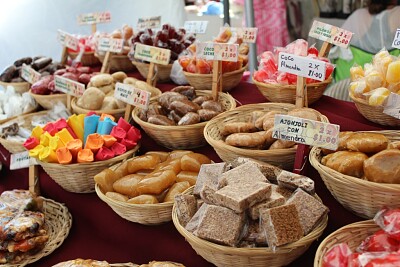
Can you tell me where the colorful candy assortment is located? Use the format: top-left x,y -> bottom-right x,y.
23,114 -> 141,164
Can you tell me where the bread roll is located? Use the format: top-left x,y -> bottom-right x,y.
105,191 -> 129,202
321,131 -> 355,155
127,194 -> 159,204
321,151 -> 368,178
269,139 -> 295,150
76,87 -> 105,110
221,122 -> 257,136
113,174 -> 145,197
287,108 -> 321,121
346,133 -> 388,154
364,149 -> 400,184
163,181 -> 191,202
111,71 -> 127,83
90,74 -> 113,87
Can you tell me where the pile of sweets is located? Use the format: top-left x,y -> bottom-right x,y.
322,207 -> 400,267
349,49 -> 400,106
175,157 -> 328,248
253,39 -> 334,85
23,113 -> 141,164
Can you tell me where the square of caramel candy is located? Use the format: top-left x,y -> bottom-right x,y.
248,185 -> 286,220
277,170 -> 315,195
218,162 -> 268,188
229,157 -> 282,183
175,194 -> 197,227
193,163 -> 227,197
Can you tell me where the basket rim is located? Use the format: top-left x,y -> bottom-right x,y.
71,97 -> 126,115
0,80 -> 30,87
132,90 -> 237,131
183,65 -> 247,78
252,76 -> 332,89
29,89 -> 67,99
131,59 -> 173,67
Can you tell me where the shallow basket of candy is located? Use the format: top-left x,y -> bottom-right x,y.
252,39 -> 333,104
24,114 -> 141,193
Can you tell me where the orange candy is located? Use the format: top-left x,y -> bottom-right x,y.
77,148 -> 94,163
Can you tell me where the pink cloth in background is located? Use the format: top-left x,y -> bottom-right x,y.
234,0 -> 290,55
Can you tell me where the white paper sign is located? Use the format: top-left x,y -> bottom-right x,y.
54,75 -> 85,97
137,16 -> 161,30
184,21 -> 208,34
383,93 -> 400,119
10,151 -> 37,170
114,82 -> 150,109
21,64 -> 41,84
392,29 -> 400,49
133,43 -> 171,65
98,38 -> 124,53
220,27 -> 258,43
196,42 -> 239,62
278,52 -> 326,81
77,11 -> 111,25
57,30 -> 79,50
309,20 -> 353,48
273,115 -> 340,150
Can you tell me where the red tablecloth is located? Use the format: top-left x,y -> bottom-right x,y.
0,79 -> 397,267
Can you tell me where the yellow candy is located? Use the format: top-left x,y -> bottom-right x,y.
77,114 -> 86,128
55,128 -> 74,146
39,132 -> 52,147
386,61 -> 400,84
31,126 -> 43,139
29,144 -> 44,158
365,70 -> 386,90
49,135 -> 64,150
38,147 -> 58,163
67,115 -> 84,141
350,65 -> 364,81
349,80 -> 369,98
368,87 -> 390,106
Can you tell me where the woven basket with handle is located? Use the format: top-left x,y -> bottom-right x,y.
132,60 -> 172,83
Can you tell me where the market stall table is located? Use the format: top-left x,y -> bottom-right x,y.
0,79 -> 397,267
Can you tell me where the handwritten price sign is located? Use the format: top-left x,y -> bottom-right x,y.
196,42 -> 239,62
137,16 -> 161,30
392,29 -> 400,49
10,151 -> 37,170
114,82 -> 150,109
98,38 -> 124,53
133,43 -> 171,65
273,114 -> 340,150
278,52 -> 326,81
184,21 -> 208,34
54,75 -> 85,97
57,30 -> 79,50
77,11 -> 111,25
220,27 -> 258,43
309,20 -> 353,48
21,64 -> 41,84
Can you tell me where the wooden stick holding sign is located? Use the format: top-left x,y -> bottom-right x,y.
133,43 -> 171,87
98,38 -> 124,73
54,75 -> 85,112
58,30 -> 80,66
9,151 -> 40,195
77,11 -> 111,34
114,82 -> 151,121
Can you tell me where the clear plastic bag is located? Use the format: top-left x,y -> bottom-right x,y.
170,60 -> 188,85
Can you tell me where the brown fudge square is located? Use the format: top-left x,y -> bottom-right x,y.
275,185 -> 294,199
248,186 -> 286,220
174,194 -> 198,227
215,182 -> 272,213
185,203 -> 209,234
242,219 -> 267,246
218,162 -> 268,188
230,157 -> 282,183
286,189 -> 329,235
260,203 -> 303,247
193,163 -> 227,197
196,204 -> 245,247
277,170 -> 315,195
199,184 -> 218,205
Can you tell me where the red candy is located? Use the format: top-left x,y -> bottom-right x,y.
110,142 -> 126,156
374,208 -> 400,241
117,117 -> 131,132
95,147 -> 115,161
23,137 -> 39,150
121,138 -> 137,151
358,230 -> 400,253
126,127 -> 141,143
322,243 -> 352,267
43,123 -> 57,136
110,126 -> 127,142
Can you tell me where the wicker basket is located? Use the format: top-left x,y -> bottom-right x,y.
0,81 -> 30,93
95,53 -> 136,72
71,98 -> 126,120
132,60 -> 172,83
184,66 -> 246,92
253,78 -> 332,104
132,90 -> 237,150
69,51 -> 101,66
203,103 -> 329,170
309,130 -> 400,219
314,220 -> 379,267
38,145 -> 139,193
4,197 -> 72,267
29,90 -> 67,110
349,93 -> 400,127
172,187 -> 328,267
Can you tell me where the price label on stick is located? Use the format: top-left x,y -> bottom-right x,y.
98,38 -> 124,53
184,21 -> 208,34
392,29 -> 400,49
10,151 -> 37,170
114,82 -> 150,109
383,93 -> 400,119
54,75 -> 85,97
196,42 -> 239,62
273,114 -> 340,150
137,16 -> 161,30
21,64 -> 41,84
57,30 -> 79,50
309,20 -> 353,48
77,11 -> 111,25
220,27 -> 258,43
133,43 -> 171,65
278,52 -> 326,81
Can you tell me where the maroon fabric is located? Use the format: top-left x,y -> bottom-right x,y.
0,79 -> 397,267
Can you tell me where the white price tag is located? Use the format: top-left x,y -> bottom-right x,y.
57,30 -> 79,50
133,43 -> 171,65
383,93 -> 400,119
77,11 -> 111,25
137,16 -> 161,30
54,75 -> 85,97
273,114 -> 340,150
10,151 -> 37,170
114,82 -> 150,109
220,27 -> 258,43
98,38 -> 124,53
196,42 -> 239,62
392,29 -> 400,49
278,52 -> 326,81
184,21 -> 208,34
309,20 -> 353,48
21,64 -> 41,84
